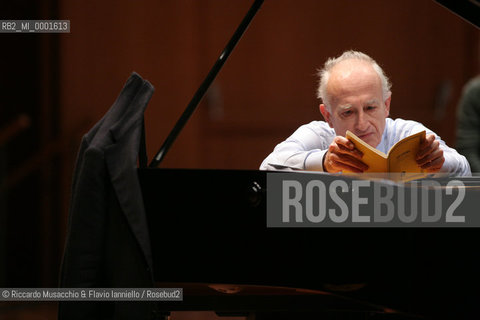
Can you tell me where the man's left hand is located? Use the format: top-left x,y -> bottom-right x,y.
416,134 -> 445,172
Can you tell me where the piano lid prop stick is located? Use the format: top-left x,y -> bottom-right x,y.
149,0 -> 264,167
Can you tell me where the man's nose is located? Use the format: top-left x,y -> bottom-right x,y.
355,111 -> 369,131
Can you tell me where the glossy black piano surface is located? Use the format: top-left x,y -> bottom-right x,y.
139,168 -> 480,318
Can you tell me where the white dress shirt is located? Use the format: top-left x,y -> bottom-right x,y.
260,118 -> 471,176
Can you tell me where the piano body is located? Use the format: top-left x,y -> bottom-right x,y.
140,168 -> 480,318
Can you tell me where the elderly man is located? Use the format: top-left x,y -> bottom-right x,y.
260,50 -> 470,176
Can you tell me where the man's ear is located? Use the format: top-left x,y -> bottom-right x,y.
320,104 -> 334,128
384,94 -> 391,117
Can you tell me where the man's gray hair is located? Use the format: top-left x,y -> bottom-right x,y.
317,50 -> 392,108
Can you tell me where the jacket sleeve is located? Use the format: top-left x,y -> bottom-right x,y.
59,147 -> 110,319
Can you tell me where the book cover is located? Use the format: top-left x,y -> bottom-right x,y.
345,130 -> 427,181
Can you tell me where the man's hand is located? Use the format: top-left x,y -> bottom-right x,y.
323,136 -> 368,173
416,134 -> 445,172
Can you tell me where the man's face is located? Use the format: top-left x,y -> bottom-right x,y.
320,60 -> 390,148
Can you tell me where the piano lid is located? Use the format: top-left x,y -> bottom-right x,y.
434,0 -> 480,28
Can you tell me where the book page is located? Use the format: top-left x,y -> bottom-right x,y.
387,130 -> 425,174
346,131 -> 388,172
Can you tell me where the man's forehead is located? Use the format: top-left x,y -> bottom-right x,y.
327,61 -> 382,97
330,59 -> 376,79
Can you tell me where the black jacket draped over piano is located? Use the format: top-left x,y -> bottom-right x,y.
59,73 -> 156,320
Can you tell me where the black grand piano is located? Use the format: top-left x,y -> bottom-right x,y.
60,1 -> 480,319
140,1 -> 480,319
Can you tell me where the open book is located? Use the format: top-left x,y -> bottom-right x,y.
345,130 -> 428,181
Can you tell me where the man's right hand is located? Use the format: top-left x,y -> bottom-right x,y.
323,136 -> 369,173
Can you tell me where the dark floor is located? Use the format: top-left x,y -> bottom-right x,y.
0,304 -> 245,320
